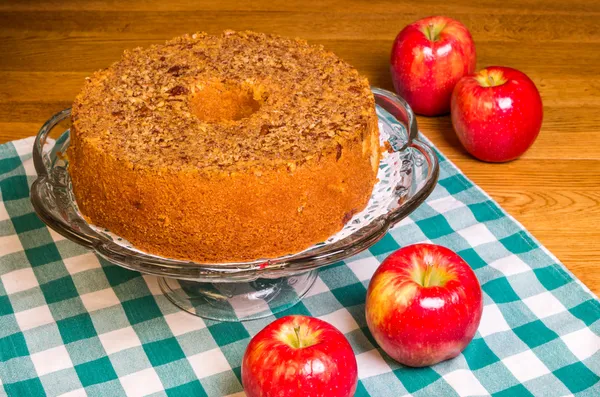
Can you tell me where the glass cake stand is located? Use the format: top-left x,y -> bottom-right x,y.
30,87 -> 439,321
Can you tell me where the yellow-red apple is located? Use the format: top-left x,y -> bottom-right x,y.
366,244 -> 482,367
391,16 -> 476,116
451,66 -> 543,162
242,315 -> 357,397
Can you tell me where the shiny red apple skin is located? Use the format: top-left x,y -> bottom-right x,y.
451,66 -> 543,162
242,315 -> 357,397
365,244 -> 482,367
390,16 -> 476,116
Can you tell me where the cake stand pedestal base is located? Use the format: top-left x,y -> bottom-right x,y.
158,270 -> 318,321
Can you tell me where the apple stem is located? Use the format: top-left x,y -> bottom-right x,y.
422,266 -> 432,287
293,326 -> 301,348
488,75 -> 495,87
426,23 -> 434,41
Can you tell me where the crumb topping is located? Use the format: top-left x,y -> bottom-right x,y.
72,30 -> 375,172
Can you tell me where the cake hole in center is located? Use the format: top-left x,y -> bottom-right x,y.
190,80 -> 262,123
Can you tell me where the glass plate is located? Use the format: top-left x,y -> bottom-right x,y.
31,87 -> 439,321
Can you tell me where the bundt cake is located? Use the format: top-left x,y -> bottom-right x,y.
68,30 -> 380,262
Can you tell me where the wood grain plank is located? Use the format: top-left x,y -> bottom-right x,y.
1,73 -> 599,161
493,191 -> 600,227
0,72 -> 87,102
0,123 -> 42,142
2,38 -> 600,81
2,71 -> 597,106
1,69 -> 599,159
0,102 -> 73,124
446,159 -> 600,190
1,0 -> 599,15
1,11 -> 599,43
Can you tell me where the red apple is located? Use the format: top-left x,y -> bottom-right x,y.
390,16 -> 476,116
365,244 -> 482,367
242,315 -> 357,397
451,66 -> 543,162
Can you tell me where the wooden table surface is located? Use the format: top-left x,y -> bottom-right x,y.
1,1 -> 599,294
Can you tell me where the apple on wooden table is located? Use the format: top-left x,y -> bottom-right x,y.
451,66 -> 543,162
365,244 -> 483,367
390,16 -> 476,116
242,315 -> 358,397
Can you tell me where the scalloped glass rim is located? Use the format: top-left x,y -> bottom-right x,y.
31,87 -> 439,282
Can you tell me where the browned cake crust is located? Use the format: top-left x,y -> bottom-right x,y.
69,30 -> 380,262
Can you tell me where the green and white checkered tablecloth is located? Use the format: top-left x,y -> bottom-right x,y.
0,136 -> 599,396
